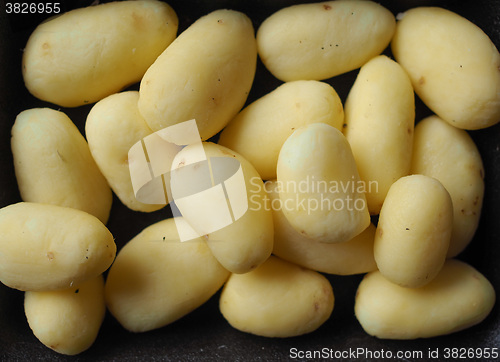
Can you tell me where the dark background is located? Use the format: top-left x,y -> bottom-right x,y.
0,0 -> 499,360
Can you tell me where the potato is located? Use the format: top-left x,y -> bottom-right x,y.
170,142 -> 273,274
276,123 -> 370,243
86,91 -> 164,213
218,80 -> 344,180
344,55 -> 415,214
391,7 -> 500,130
355,259 -> 496,339
374,175 -> 453,288
256,1 -> 395,81
138,9 -> 257,140
22,0 -> 178,108
219,256 -> 334,338
0,202 -> 116,291
266,180 -> 376,275
411,115 -> 484,257
104,218 -> 229,333
24,275 -> 105,355
11,108 -> 112,224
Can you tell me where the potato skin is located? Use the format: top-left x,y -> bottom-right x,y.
276,123 -> 370,244
355,259 -> 496,339
391,7 -> 500,130
22,0 -> 178,107
171,142 -> 274,274
411,115 -> 484,257
219,80 -> 344,180
374,175 -> 453,288
86,91 -> 163,213
104,218 -> 229,333
344,55 -> 415,215
0,202 -> 116,291
257,0 -> 395,81
266,180 -> 377,275
138,9 -> 257,140
220,256 -> 334,338
12,108 -> 112,224
24,276 -> 105,355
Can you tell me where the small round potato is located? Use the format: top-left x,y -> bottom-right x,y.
25,275 -> 106,355
170,142 -> 274,274
344,55 -> 415,214
391,7 -> 500,130
105,218 -> 229,333
374,175 -> 453,288
219,80 -> 344,180
220,256 -> 334,338
355,259 -> 496,339
22,0 -> 178,107
411,115 -> 485,258
277,123 -> 370,244
86,91 -> 163,213
266,180 -> 377,275
11,108 -> 112,224
257,0 -> 395,81
0,202 -> 116,291
139,9 -> 257,140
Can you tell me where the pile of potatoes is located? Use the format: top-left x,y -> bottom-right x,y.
1,0 -> 498,355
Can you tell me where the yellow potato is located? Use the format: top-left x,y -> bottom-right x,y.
391,7 -> 500,130
0,202 -> 116,291
22,0 -> 178,107
138,9 -> 257,140
256,0 -> 395,81
170,142 -> 273,274
219,255 -> 334,338
11,108 -> 112,224
218,80 -> 344,180
411,115 -> 484,257
344,55 -> 415,214
276,123 -> 370,243
374,175 -> 453,288
24,275 -> 105,355
355,259 -> 496,339
86,91 -> 164,213
104,218 -> 229,333
266,180 -> 376,275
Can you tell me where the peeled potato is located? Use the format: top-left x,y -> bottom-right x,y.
25,276 -> 106,355
12,108 -> 112,224
22,0 -> 178,107
220,255 -> 334,338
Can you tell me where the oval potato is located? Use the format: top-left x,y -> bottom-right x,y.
266,180 -> 377,275
219,80 -> 344,180
86,91 -> 163,213
139,9 -> 257,140
257,0 -> 395,81
104,218 -> 229,333
22,0 -> 178,107
374,175 -> 453,288
25,275 -> 105,355
170,142 -> 274,274
411,115 -> 485,257
344,55 -> 415,214
355,259 -> 496,339
277,123 -> 370,243
220,255 -> 334,338
391,7 -> 500,129
12,108 -> 112,224
0,202 -> 116,291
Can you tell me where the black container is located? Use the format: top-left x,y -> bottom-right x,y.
1,0 -> 499,360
